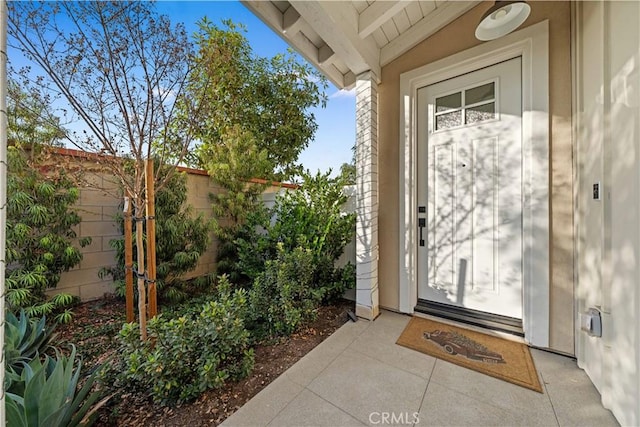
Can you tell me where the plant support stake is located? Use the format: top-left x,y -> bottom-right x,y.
145,159 -> 157,318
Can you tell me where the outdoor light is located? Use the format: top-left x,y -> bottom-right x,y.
475,1 -> 531,41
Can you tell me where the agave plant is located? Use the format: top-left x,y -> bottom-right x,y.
4,309 -> 55,374
6,346 -> 110,427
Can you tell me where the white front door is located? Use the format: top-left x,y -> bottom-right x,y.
417,57 -> 523,319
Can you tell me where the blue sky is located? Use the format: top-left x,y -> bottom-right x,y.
9,1 -> 355,177
155,1 -> 355,176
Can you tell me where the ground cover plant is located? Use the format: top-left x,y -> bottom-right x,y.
4,310 -> 56,375
6,346 -> 108,427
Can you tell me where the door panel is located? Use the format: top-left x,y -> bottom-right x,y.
417,57 -> 523,319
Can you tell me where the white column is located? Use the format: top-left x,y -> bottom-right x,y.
355,71 -> 379,320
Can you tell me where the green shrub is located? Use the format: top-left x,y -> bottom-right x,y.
5,346 -> 108,427
218,170 -> 356,301
217,204 -> 274,287
248,245 -> 324,339
323,262 -> 356,303
101,161 -> 211,303
270,171 -> 354,262
4,310 -> 56,375
6,145 -> 89,320
117,276 -> 254,404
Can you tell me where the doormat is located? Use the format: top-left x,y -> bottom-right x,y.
396,317 -> 542,393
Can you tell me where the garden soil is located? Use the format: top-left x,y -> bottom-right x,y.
56,296 -> 352,426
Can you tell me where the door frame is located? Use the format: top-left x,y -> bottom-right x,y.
398,21 -> 550,347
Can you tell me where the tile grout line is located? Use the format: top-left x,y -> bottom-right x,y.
258,378 -> 305,427
290,321 -> 373,388
306,387 -> 369,426
414,359 -> 438,427
427,358 -> 552,409
266,323 -> 373,427
346,322 -> 436,382
539,370 -> 561,427
262,389 -> 305,427
423,377 -> 528,424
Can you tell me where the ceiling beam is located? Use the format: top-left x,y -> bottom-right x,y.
289,0 -> 381,81
359,1 -> 410,38
240,0 -> 347,88
283,6 -> 303,34
380,0 -> 480,66
318,43 -> 335,64
240,1 -> 284,33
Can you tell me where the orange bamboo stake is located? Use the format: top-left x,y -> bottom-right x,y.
145,159 -> 157,318
124,193 -> 134,323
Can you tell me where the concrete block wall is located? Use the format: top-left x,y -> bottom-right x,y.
49,156 -> 226,301
182,169 -> 221,279
46,149 -> 355,302
53,169 -> 122,300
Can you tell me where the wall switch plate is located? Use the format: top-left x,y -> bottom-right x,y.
593,182 -> 601,200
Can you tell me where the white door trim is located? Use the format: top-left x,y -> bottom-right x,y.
398,20 -> 550,347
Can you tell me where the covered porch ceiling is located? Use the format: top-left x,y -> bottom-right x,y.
241,0 -> 481,89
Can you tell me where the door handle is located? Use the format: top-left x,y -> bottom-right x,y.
418,218 -> 426,247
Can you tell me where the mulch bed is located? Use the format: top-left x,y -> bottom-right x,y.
55,296 -> 353,426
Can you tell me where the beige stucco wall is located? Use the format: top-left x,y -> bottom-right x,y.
377,1 -> 574,353
576,1 -> 640,424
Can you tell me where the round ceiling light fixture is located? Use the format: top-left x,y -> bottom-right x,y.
475,1 -> 531,41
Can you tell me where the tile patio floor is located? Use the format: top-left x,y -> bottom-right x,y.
222,310 -> 619,427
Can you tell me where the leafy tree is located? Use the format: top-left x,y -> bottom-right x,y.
101,162 -> 211,303
338,162 -> 356,186
180,20 -> 327,236
7,80 -> 65,148
188,19 -> 327,180
338,144 -> 356,185
9,1 -> 210,338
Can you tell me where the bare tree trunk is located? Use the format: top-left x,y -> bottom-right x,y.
135,200 -> 147,341
124,193 -> 134,323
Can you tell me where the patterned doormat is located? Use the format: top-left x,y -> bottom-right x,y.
396,317 -> 542,393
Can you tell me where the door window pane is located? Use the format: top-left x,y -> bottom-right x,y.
435,92 -> 461,113
465,102 -> 495,124
465,82 -> 495,105
436,111 -> 462,130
